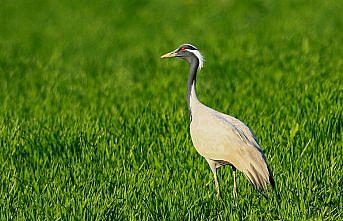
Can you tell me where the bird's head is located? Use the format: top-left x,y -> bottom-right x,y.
161,44 -> 204,70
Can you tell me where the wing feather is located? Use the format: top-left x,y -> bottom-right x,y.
190,104 -> 274,190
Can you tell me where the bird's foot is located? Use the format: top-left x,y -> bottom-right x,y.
216,192 -> 221,199
233,187 -> 238,198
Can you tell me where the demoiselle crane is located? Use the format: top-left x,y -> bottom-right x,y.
161,44 -> 275,198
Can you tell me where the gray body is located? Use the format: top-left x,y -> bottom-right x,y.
162,44 -> 275,197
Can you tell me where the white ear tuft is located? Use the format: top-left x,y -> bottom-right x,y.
186,49 -> 204,70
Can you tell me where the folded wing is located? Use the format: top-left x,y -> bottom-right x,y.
190,106 -> 274,190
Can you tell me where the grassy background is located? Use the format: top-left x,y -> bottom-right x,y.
0,0 -> 342,220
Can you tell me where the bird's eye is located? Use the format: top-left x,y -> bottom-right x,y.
181,47 -> 186,51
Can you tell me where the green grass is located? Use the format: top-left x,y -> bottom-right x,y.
0,0 -> 342,220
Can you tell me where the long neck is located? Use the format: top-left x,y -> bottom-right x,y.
187,57 -> 199,112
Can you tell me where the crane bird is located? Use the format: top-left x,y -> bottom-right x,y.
161,44 -> 275,198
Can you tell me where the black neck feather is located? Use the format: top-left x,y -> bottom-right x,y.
187,57 -> 199,113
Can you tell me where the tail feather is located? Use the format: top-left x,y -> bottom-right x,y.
269,171 -> 275,188
241,158 -> 274,191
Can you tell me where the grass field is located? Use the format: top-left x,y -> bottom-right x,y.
0,0 -> 342,220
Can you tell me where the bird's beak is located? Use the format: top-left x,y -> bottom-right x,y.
160,51 -> 177,58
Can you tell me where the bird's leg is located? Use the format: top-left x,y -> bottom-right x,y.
232,167 -> 237,198
207,159 -> 220,198
214,171 -> 220,198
